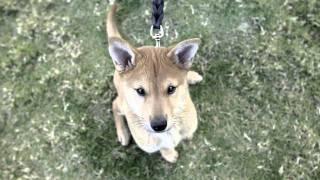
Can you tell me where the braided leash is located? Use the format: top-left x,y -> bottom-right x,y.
150,0 -> 164,47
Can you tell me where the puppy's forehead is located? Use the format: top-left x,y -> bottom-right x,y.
125,47 -> 186,84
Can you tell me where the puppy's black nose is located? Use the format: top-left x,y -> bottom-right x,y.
150,116 -> 167,132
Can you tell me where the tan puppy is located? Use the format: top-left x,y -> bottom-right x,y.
106,5 -> 202,163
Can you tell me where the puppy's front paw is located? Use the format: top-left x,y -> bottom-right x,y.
187,71 -> 203,85
117,128 -> 130,146
160,148 -> 179,163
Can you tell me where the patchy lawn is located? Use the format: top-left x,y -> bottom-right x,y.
1,0 -> 320,179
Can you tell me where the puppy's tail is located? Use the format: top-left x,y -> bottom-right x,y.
106,4 -> 121,39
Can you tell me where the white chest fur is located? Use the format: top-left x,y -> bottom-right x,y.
134,127 -> 182,153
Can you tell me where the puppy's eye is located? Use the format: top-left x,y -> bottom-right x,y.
167,85 -> 176,95
135,88 -> 146,96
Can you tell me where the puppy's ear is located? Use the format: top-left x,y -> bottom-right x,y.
167,38 -> 200,69
108,37 -> 137,72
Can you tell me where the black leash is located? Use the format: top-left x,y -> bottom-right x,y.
150,0 -> 164,47
152,0 -> 164,29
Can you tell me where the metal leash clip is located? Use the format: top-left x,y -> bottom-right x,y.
150,25 -> 164,47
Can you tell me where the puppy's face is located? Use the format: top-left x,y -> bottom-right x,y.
109,38 -> 200,133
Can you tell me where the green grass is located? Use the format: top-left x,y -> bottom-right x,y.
1,0 -> 320,179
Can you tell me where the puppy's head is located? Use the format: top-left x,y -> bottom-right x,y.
108,37 -> 200,133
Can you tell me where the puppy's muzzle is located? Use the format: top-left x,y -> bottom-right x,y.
150,115 -> 167,132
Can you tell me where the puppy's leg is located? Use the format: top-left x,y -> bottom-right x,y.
160,148 -> 179,163
180,103 -> 198,141
187,71 -> 203,85
182,117 -> 197,141
112,97 -> 130,146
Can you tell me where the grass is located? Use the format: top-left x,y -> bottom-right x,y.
1,0 -> 320,179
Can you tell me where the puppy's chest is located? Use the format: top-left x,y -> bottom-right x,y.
155,130 -> 181,147
140,128 -> 182,153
